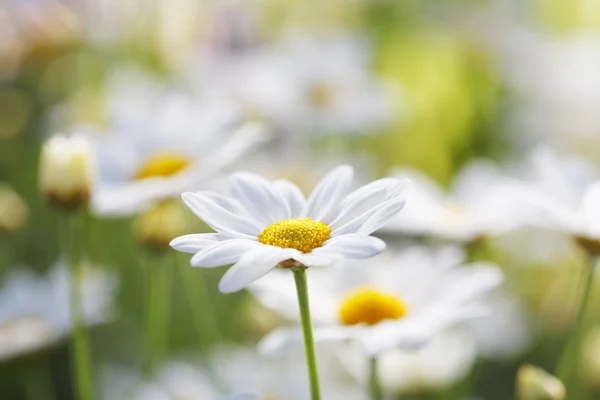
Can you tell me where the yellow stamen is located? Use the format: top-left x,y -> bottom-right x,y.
258,218 -> 331,253
339,286 -> 408,326
308,84 -> 334,109
135,152 -> 190,180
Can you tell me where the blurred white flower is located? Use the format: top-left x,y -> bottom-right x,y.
0,263 -> 117,361
86,68 -> 270,216
511,147 -> 600,252
251,245 -> 503,356
39,133 -> 93,211
171,165 -> 408,293
102,346 -> 362,400
381,161 -> 519,243
194,33 -> 396,143
338,329 -> 477,396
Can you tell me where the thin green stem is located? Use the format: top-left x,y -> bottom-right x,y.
292,268 -> 321,400
556,253 -> 598,384
369,356 -> 383,400
144,253 -> 173,374
177,254 -> 222,346
60,212 -> 95,400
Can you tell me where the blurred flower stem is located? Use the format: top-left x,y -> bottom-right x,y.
144,251 -> 173,374
177,254 -> 222,346
369,356 -> 383,400
556,253 -> 598,386
60,212 -> 95,400
292,268 -> 321,400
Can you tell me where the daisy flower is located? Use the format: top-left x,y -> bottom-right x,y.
250,245 -> 503,356
85,67 -> 269,216
380,161 -> 519,243
511,147 -> 600,252
0,262 -> 116,362
170,165 -> 408,293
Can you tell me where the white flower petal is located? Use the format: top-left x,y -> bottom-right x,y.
218,246 -> 300,293
230,173 -> 291,225
190,240 -> 262,267
432,263 -> 504,306
580,181 -> 600,237
332,198 -> 406,236
317,234 -> 386,259
301,165 -> 353,223
258,326 -> 359,356
169,233 -> 233,254
331,178 -> 408,229
182,192 -> 262,237
272,179 -> 307,217
294,251 -> 343,267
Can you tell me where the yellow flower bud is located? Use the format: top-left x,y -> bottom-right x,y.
39,134 -> 92,212
0,183 -> 29,232
133,200 -> 188,251
581,327 -> 600,391
517,365 -> 566,400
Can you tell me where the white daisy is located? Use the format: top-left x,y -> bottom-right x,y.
381,161 -> 519,243
338,329 -> 477,396
0,262 -> 117,361
510,147 -> 600,251
194,33 -> 395,141
250,245 -> 503,356
170,165 -> 409,293
85,67 -> 270,216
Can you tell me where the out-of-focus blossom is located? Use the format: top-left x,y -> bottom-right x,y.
381,161 -> 519,243
171,165 -> 408,293
0,263 -> 117,361
133,199 -> 190,251
339,329 -> 477,396
194,34 -> 396,147
39,134 -> 93,211
0,183 -> 28,232
516,365 -> 566,400
86,68 -> 270,216
252,245 -> 503,356
511,147 -> 600,253
102,346 -> 362,400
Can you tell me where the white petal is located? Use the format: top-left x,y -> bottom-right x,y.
182,192 -> 262,237
272,179 -> 306,217
258,326 -> 359,356
580,181 -> 600,237
169,233 -> 232,254
331,178 -> 408,228
218,246 -> 300,293
332,198 -> 406,236
230,172 -> 291,225
190,240 -> 261,267
301,165 -> 353,223
317,234 -> 386,259
433,263 -> 504,306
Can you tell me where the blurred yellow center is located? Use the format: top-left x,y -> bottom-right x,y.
258,218 -> 331,253
339,287 -> 408,326
135,152 -> 190,180
308,84 -> 334,109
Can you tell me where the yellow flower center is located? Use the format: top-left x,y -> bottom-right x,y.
135,152 -> 190,180
308,84 -> 334,109
339,287 -> 408,326
258,218 -> 331,253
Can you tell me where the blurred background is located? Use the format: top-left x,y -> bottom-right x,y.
1,0 -> 600,399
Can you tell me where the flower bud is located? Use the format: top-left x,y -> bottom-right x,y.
133,200 -> 188,251
517,365 -> 566,400
0,183 -> 28,232
39,134 -> 92,212
581,327 -> 600,391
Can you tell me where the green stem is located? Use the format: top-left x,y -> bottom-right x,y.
369,356 -> 383,400
61,213 -> 95,400
178,254 -> 222,346
292,268 -> 321,400
144,253 -> 173,374
556,253 -> 598,384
